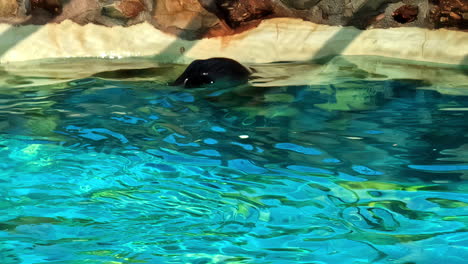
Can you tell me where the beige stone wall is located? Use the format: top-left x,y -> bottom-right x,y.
0,18 -> 466,65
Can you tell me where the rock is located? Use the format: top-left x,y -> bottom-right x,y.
350,0 -> 368,12
280,0 -> 321,10
163,0 -> 204,13
343,8 -> 353,18
153,0 -> 212,32
392,4 -> 418,24
322,0 -> 406,29
306,5 -> 324,24
102,4 -> 128,20
209,0 -> 276,28
449,11 -> 461,20
184,0 -> 205,13
375,13 -> 386,22
1,0 -> 467,38
0,0 -> 18,17
28,0 -> 62,16
102,0 -> 145,20
173,11 -> 202,30
17,0 -> 64,24
202,14 -> 220,27
430,0 -> 468,29
51,0 -> 101,25
165,0 -> 184,13
119,0 -> 145,18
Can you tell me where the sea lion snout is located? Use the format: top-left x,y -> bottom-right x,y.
172,58 -> 251,88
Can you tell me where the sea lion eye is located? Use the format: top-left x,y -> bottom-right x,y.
202,72 -> 209,76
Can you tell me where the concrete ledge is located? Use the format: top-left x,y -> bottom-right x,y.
0,18 -> 467,65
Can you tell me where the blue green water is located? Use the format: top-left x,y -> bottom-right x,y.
0,59 -> 467,264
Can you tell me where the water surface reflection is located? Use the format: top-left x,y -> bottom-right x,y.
0,59 -> 467,264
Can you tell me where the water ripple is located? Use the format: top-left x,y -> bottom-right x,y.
0,64 -> 467,263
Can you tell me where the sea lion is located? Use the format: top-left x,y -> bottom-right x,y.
172,58 -> 251,88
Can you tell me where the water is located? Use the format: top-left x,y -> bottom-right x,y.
0,57 -> 467,264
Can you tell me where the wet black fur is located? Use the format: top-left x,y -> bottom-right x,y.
172,58 -> 251,88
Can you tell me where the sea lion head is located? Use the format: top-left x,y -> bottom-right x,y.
172,58 -> 251,88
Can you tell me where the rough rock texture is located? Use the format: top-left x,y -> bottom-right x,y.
392,4 -> 419,23
29,0 -> 62,15
102,0 -> 146,20
153,0 -> 215,39
430,0 -> 468,29
202,0 -> 277,28
0,0 -> 466,38
280,0 -> 435,29
0,0 -> 19,17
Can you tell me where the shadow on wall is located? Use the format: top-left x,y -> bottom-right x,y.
0,0 -> 466,67
0,26 -> 40,58
309,0 -> 400,63
0,0 -> 65,59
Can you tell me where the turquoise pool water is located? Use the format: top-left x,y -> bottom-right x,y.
0,59 -> 467,264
